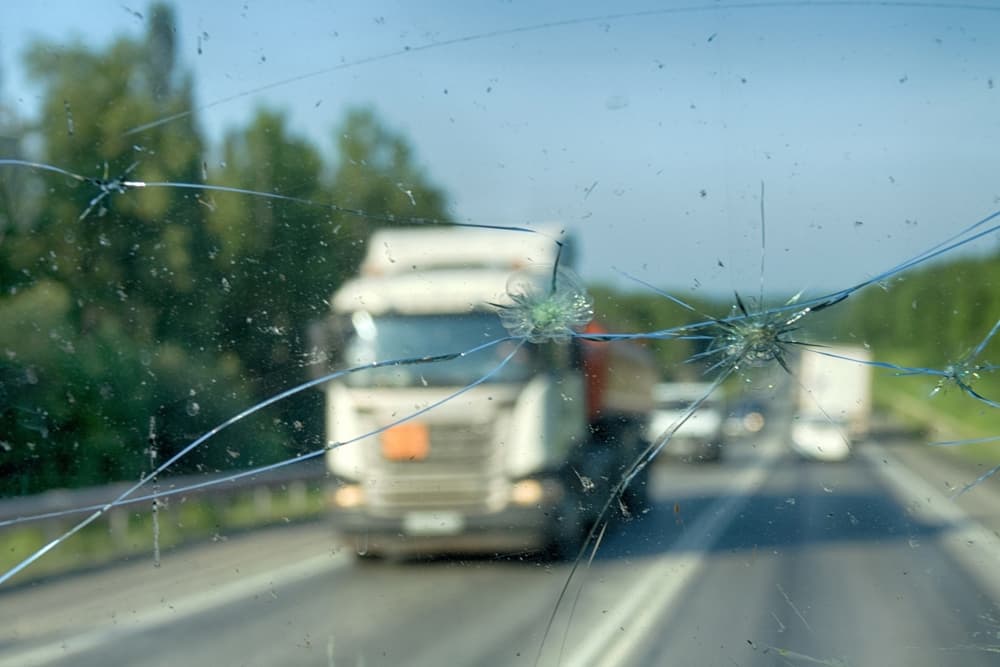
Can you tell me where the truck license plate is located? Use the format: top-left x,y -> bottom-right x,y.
403,511 -> 464,535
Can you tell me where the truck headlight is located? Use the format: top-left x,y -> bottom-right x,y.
330,484 -> 365,508
510,479 -> 563,506
743,411 -> 765,433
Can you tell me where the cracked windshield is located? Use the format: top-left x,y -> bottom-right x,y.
3,2 -> 1000,665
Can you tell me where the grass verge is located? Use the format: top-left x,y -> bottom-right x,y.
873,368 -> 999,464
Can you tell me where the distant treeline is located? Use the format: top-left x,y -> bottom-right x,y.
592,248 -> 1000,384
836,253 -> 1000,365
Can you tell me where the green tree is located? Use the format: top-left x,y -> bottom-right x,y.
836,251 -> 1000,367
15,3 -> 206,336
0,3 -> 242,493
209,109 -> 347,397
330,108 -> 450,229
0,17 -> 454,493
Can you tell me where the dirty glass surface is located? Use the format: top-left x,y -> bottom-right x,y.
1,2 -> 999,666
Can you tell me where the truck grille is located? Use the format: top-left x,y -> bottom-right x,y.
364,421 -> 506,513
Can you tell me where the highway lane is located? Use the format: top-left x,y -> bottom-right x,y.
2,424 -> 1000,666
629,449 -> 1000,666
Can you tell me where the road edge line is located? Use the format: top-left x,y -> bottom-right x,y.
859,443 -> 1000,602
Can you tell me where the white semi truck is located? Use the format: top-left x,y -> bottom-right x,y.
319,227 -> 655,558
790,345 -> 872,461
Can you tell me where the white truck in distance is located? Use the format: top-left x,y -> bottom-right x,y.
321,227 -> 656,558
791,345 -> 873,462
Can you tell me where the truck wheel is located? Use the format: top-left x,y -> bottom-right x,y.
352,549 -> 384,564
542,497 -> 585,562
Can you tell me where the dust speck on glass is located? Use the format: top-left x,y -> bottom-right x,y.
1,2 -> 999,666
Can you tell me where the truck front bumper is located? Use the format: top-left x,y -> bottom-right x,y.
330,504 -> 557,556
327,476 -> 570,556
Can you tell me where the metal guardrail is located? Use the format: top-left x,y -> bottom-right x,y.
0,460 -> 328,525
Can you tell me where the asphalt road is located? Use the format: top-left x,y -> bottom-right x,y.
3,421 -> 1000,667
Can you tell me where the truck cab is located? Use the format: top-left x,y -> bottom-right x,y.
319,227 -> 652,559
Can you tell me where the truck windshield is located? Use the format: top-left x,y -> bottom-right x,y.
342,312 -> 534,387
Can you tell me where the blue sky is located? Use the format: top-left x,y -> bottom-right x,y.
2,1 -> 999,297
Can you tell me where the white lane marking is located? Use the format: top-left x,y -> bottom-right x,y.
0,551 -> 350,667
564,442 -> 781,667
859,444 -> 1000,601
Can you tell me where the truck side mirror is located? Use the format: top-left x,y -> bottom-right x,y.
304,316 -> 351,381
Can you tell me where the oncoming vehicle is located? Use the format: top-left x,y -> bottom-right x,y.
722,398 -> 768,438
319,227 -> 656,558
647,382 -> 725,463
